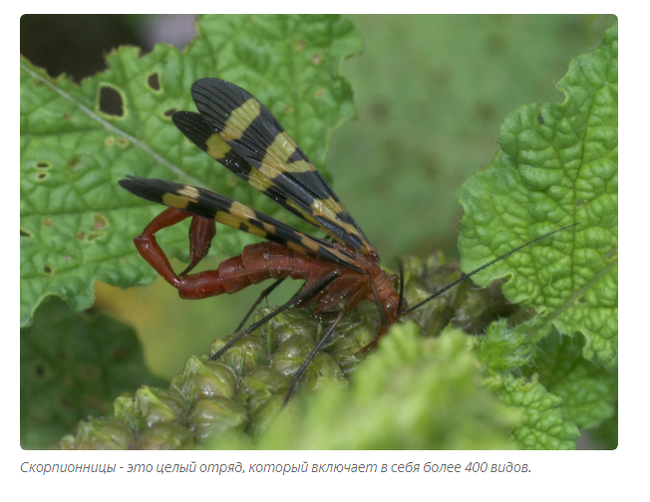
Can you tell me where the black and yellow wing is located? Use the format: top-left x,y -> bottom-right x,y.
119,176 -> 362,272
172,78 -> 376,258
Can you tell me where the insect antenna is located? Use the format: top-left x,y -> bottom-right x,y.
396,261 -> 406,314
401,222 -> 579,315
234,278 -> 286,332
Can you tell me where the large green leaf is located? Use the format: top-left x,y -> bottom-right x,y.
524,332 -> 617,430
20,14 -> 362,327
21,297 -> 165,449
486,374 -> 580,450
458,23 -> 617,367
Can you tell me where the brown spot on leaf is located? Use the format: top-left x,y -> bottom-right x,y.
93,214 -> 108,230
58,396 -> 75,411
311,53 -> 324,65
86,232 -> 104,242
80,365 -> 101,381
33,361 -> 49,379
68,155 -> 81,169
113,347 -> 130,360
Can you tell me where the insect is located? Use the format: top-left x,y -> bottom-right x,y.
119,78 -> 576,403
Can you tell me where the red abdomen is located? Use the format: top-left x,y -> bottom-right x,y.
177,241 -> 335,299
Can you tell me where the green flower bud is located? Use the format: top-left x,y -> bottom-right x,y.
135,422 -> 194,450
133,387 -> 187,428
187,397 -> 248,442
60,417 -> 133,450
210,335 -> 268,375
171,356 -> 237,402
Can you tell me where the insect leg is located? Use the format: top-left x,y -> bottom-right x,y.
179,216 -> 217,277
133,207 -> 192,287
234,277 -> 287,332
209,270 -> 340,361
284,310 -> 345,406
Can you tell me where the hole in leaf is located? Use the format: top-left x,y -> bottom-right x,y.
537,114 -> 544,124
43,264 -> 53,275
43,218 -> 53,226
93,214 -> 108,230
576,199 -> 587,208
98,85 -> 124,117
163,108 -> 177,117
36,161 -> 51,169
311,54 -> 323,65
117,137 -> 129,148
105,136 -> 115,146
147,72 -> 161,91
63,113 -> 72,121
37,172 -> 48,180
283,105 -> 294,114
75,231 -> 86,241
21,228 -> 33,238
295,39 -> 305,51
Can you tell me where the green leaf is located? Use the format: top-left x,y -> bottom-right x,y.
258,324 -> 521,449
458,23 -> 617,367
487,374 -> 580,450
588,405 -> 618,449
523,331 -> 617,430
20,14 -> 362,326
21,297 -> 165,449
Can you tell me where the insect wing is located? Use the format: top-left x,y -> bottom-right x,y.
174,78 -> 376,257
119,176 -> 362,271
172,111 -> 313,225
